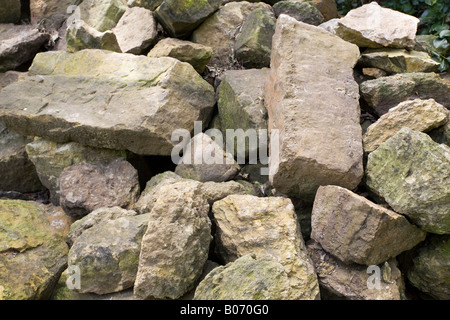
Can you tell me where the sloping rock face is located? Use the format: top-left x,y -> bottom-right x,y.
78,0 -> 128,32
265,15 -> 363,200
0,50 -> 216,156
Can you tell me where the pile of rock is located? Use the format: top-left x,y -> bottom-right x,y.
0,0 -> 449,300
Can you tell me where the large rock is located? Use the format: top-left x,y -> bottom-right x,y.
66,20 -> 121,53
407,235 -> 450,300
360,72 -> 450,117
334,2 -> 419,49
134,180 -> 211,299
309,0 -> 339,21
310,185 -> 426,266
273,1 -> 324,26
363,99 -> 449,153
212,194 -> 320,300
127,0 -> 163,11
155,0 -> 222,38
30,0 -> 82,26
265,15 -> 363,200
68,213 -> 150,295
25,137 -> 126,206
366,128 -> 450,234
113,7 -> 158,54
0,200 -> 69,300
78,0 -> 127,32
0,24 -> 51,73
59,159 -> 140,218
307,240 -> 405,300
0,0 -> 21,24
0,50 -> 216,156
194,254 -> 292,300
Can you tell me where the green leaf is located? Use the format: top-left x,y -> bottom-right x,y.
438,59 -> 449,72
434,38 -> 450,49
440,30 -> 450,38
424,0 -> 438,6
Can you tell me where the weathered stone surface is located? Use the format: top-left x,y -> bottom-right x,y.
311,185 -> 426,266
0,24 -> 51,73
148,38 -> 212,73
199,180 -> 259,205
0,0 -> 21,24
358,49 -> 440,75
407,235 -> 450,300
234,8 -> 276,68
26,137 -> 126,206
191,1 -> 273,69
66,20 -> 121,53
127,0 -> 163,11
155,0 -> 222,38
194,254 -> 291,300
212,194 -> 320,300
68,213 -> 150,295
415,34 -> 450,60
30,0 -> 82,26
360,72 -> 450,116
59,159 -> 140,218
265,15 -> 363,200
78,0 -> 127,32
366,128 -> 450,234
334,2 -> 419,49
0,71 -> 22,91
0,200 -> 69,300
174,133 -> 240,182
307,240 -> 405,300
363,99 -> 449,153
0,126 -> 43,193
309,0 -> 339,21
273,1 -> 324,26
113,7 -> 157,54
134,180 -> 211,299
0,50 -> 216,156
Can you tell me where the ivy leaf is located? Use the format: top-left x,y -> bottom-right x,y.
440,30 -> 450,38
433,38 -> 450,50
424,0 -> 438,6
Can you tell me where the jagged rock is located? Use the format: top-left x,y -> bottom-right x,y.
0,0 -> 21,24
0,200 -> 69,300
127,0 -> 163,11
363,99 -> 449,153
234,8 -> 276,68
308,0 -> 339,21
307,240 -> 405,300
0,24 -> 51,73
134,180 -> 211,299
310,185 -> 426,266
174,133 -> 240,182
155,0 -> 222,38
194,254 -> 291,300
366,128 -> 450,234
407,235 -> 450,300
59,159 -> 140,218
360,72 -> 450,116
66,20 -> 121,52
113,7 -> 158,54
0,50 -> 216,156
30,0 -> 82,27
273,1 -> 324,26
25,137 -> 126,206
147,38 -> 212,73
212,194 -> 320,300
265,15 -> 363,200
358,48 -> 440,75
199,180 -> 259,205
78,0 -> 127,32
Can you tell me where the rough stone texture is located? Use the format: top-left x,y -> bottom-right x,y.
59,159 -> 140,218
78,0 -> 127,32
307,240 -> 405,300
308,0 -> 339,21
191,1 -> 273,69
199,180 -> 259,205
0,71 -> 22,91
212,194 -> 320,300
174,133 -> 240,182
265,15 -> 363,200
68,213 -> 150,295
366,128 -> 450,235
0,50 -> 216,156
334,2 -> 419,49
0,200 -> 69,300
0,24 -> 51,73
147,38 -> 212,73
0,0 -> 21,24
66,20 -> 121,53
234,8 -> 276,68
363,99 -> 449,153
0,126 -> 43,193
360,72 -> 450,117
155,0 -> 222,38
30,0 -> 82,26
407,235 -> 450,300
358,49 -> 440,75
134,180 -> 211,299
127,0 -> 163,11
113,7 -> 158,54
194,254 -> 291,300
310,185 -> 426,266
273,1 -> 324,26
25,137 -> 126,206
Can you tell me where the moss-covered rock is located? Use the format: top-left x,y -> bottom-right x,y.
273,1 -> 324,26
79,0 -> 127,32
66,20 -> 121,53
